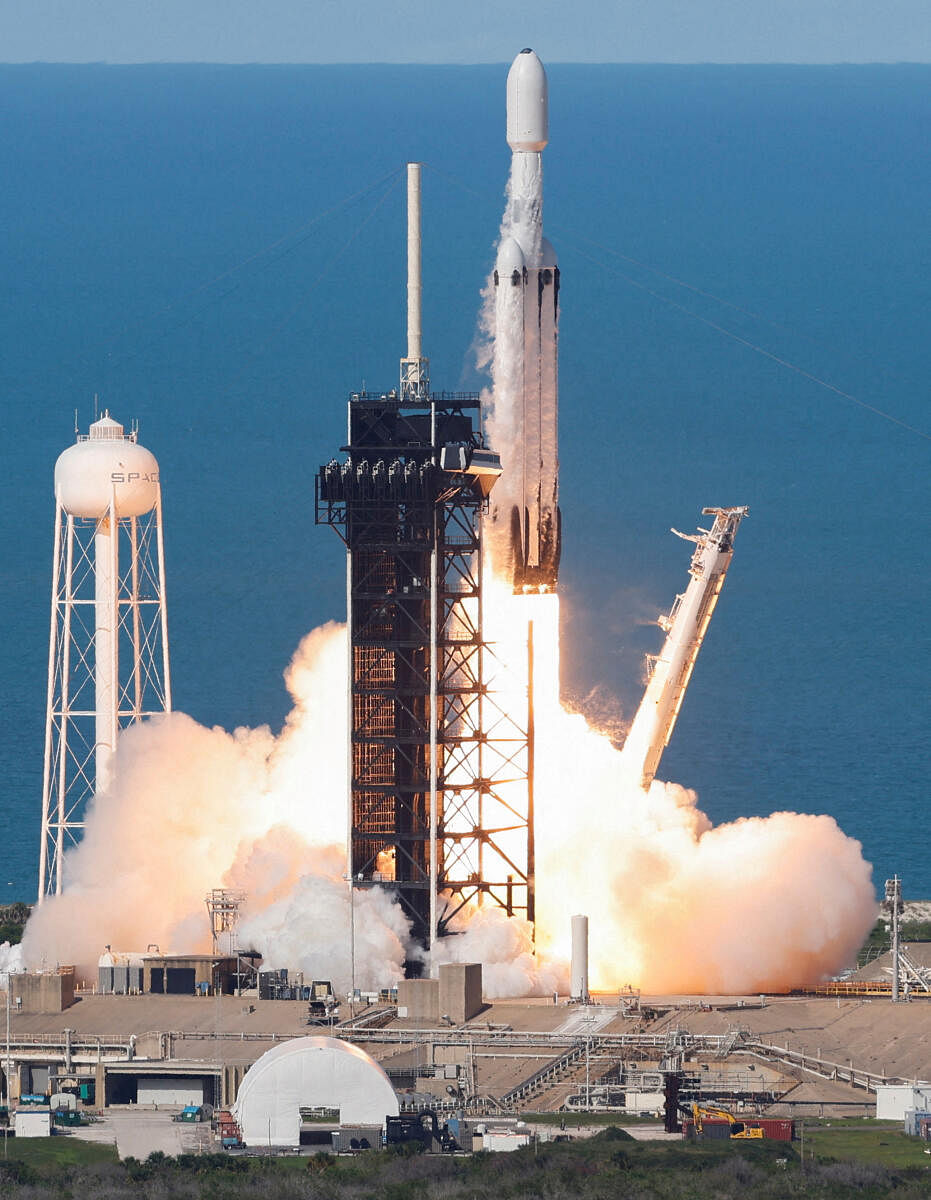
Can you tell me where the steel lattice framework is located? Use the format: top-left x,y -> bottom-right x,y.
316,389 -> 532,952
39,503 -> 170,899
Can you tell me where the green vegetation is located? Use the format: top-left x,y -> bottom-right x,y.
0,1134 -> 119,1167
2,1127 -> 931,1198
857,918 -> 931,966
802,1123 -> 931,1169
0,902 -> 30,945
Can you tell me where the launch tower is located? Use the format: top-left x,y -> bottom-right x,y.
316,166 -> 533,955
38,414 -> 171,899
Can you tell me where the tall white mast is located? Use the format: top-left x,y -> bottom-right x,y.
400,162 -> 429,403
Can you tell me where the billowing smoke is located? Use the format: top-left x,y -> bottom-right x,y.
0,941 -> 24,986
22,623 -> 411,992
524,595 -> 876,991
432,906 -> 567,998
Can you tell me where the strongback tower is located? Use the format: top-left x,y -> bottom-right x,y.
316,165 -> 533,956
38,413 -> 171,899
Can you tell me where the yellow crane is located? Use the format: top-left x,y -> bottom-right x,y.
691,1103 -> 764,1139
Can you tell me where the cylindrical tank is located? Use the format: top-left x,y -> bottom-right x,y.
570,914 -> 589,1001
54,414 -> 159,519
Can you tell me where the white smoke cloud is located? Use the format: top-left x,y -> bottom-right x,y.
19,622 -> 406,982
0,941 -> 25,987
486,588 -> 878,994
432,905 -> 567,999
20,594 -> 877,997
236,843 -> 411,994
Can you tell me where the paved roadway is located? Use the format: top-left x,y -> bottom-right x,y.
71,1107 -> 211,1159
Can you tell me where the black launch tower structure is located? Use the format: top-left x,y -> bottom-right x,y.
316,387 -> 533,954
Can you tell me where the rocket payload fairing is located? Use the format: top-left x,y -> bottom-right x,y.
494,49 -> 561,592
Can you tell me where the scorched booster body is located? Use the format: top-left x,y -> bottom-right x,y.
493,49 -> 561,593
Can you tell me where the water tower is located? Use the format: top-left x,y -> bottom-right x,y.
38,413 -> 171,899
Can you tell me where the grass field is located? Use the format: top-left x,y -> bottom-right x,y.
802,1123 -> 931,1169
0,1135 -> 119,1167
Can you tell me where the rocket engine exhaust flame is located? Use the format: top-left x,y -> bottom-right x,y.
15,49 -> 879,999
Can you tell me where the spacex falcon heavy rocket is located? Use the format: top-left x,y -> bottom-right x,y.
494,49 -> 561,592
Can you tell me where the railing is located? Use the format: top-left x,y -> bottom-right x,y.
740,1039 -> 901,1092
499,1041 -> 592,1107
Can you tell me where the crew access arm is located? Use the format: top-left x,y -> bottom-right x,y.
621,506 -> 749,790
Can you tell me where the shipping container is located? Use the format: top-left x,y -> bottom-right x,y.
746,1119 -> 794,1141
683,1118 -> 793,1142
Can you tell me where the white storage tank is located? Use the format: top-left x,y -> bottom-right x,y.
570,914 -> 589,1001
54,415 -> 159,519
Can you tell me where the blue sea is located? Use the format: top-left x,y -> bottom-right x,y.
0,64 -> 928,903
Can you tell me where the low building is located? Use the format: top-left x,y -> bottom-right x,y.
397,978 -> 439,1021
876,1084 -> 931,1121
397,964 -> 484,1024
142,954 -> 255,996
14,1109 -> 52,1138
5,967 -> 75,1014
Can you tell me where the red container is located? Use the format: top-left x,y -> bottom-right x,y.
682,1118 -> 794,1142
745,1119 -> 795,1141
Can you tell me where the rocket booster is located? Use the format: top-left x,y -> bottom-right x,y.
494,49 -> 561,592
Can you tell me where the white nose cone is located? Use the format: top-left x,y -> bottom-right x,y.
496,236 -> 526,275
506,48 -> 548,152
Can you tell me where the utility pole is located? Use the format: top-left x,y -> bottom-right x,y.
585,1036 -> 591,1112
4,980 -> 11,1159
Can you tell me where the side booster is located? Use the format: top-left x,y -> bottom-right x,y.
494,48 -> 561,592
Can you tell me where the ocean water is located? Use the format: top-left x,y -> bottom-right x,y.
0,64 -> 928,903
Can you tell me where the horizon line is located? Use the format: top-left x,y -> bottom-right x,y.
1,58 -> 929,68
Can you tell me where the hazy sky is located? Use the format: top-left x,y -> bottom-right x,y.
1,0 -> 928,63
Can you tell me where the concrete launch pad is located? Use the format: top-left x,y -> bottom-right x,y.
3,988 -> 929,1122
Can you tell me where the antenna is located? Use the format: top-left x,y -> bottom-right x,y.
400,163 -> 429,402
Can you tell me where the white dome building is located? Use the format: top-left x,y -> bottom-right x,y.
232,1036 -> 399,1148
